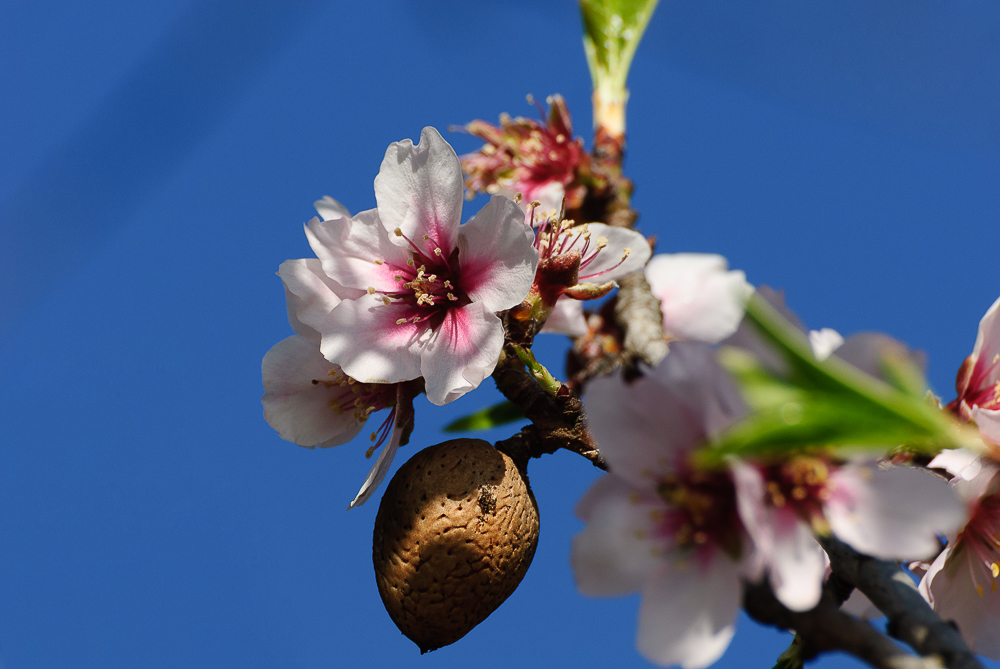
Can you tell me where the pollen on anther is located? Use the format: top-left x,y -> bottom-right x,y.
367,286 -> 376,295
369,432 -> 377,442
406,258 -> 415,267
423,234 -> 430,241
394,228 -> 404,237
375,260 -> 384,265
991,562 -> 999,578
434,248 -> 442,256
382,297 -> 391,306
365,445 -> 377,459
396,318 -> 407,325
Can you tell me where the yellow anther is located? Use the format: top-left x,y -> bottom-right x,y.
514,192 -> 522,204
382,297 -> 391,306
365,445 -> 376,459
994,354 -> 999,364
396,318 -> 407,325
422,234 -> 430,241
434,248 -> 442,256
425,274 -> 436,282
991,563 -> 999,578
367,286 -> 376,295
978,584 -> 985,597
447,293 -> 458,301
622,248 -> 632,259
556,133 -> 566,143
328,400 -> 344,415
370,432 -> 378,442
792,486 -> 808,501
443,280 -> 453,289
394,228 -> 404,237
596,236 -> 608,250
394,275 -> 403,282
375,260 -> 384,265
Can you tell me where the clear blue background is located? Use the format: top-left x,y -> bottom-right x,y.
1,1 -> 998,667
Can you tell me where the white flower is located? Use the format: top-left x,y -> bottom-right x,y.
300,127 -> 538,405
261,335 -> 414,509
573,343 -> 756,669
920,454 -> 1000,658
645,253 -> 753,345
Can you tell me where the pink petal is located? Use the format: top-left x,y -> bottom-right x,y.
419,302 -> 504,405
261,336 -> 365,448
278,258 -> 359,343
645,253 -> 753,345
374,127 -> 464,253
571,475 -> 662,596
970,296 -> 1000,388
457,195 -> 538,312
826,464 -> 966,560
730,460 -> 771,580
314,195 -> 351,221
304,211 -> 411,293
320,296 -> 426,385
540,298 -> 588,337
637,556 -> 741,669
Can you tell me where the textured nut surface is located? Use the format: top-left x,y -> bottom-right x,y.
373,438 -> 540,652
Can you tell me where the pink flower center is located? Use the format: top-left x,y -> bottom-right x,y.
762,455 -> 834,524
956,491 -> 1000,596
656,469 -> 743,562
378,229 -> 470,326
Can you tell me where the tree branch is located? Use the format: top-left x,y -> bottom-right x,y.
820,537 -> 983,669
744,578 -> 944,669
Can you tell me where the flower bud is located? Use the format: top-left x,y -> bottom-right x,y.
372,438 -> 540,652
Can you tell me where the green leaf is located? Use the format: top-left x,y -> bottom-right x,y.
580,0 -> 659,89
699,295 -> 965,466
443,401 -> 525,433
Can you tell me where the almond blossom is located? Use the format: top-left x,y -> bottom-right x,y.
947,295 -> 1000,446
305,127 -> 538,406
573,342 -> 753,669
919,450 -> 1000,658
459,94 -> 588,218
261,335 -> 415,509
645,253 -> 753,346
529,211 -> 651,338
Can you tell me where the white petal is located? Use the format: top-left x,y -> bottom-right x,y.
320,296 -> 426,385
375,126 -> 464,253
540,298 -> 588,337
574,223 -> 651,282
314,195 -> 351,221
585,343 -> 745,488
645,253 -> 753,345
970,295 -> 1000,388
973,407 -> 1000,447
419,302 -> 504,405
572,475 -> 662,596
808,328 -> 844,361
928,448 -> 983,481
261,336 -> 365,448
347,411 -> 403,509
770,518 -> 825,612
457,195 -> 538,312
826,464 -> 966,560
637,557 -> 741,669
304,211 -> 412,294
920,543 -> 1000,660
279,258 -> 359,342
730,460 -> 772,580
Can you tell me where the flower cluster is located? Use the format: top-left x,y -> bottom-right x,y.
262,127 -> 538,507
459,94 -> 590,217
572,286 -> 968,668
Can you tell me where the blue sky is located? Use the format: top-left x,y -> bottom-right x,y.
1,1 -> 998,667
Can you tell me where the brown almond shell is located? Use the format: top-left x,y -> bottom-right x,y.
372,438 -> 540,652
